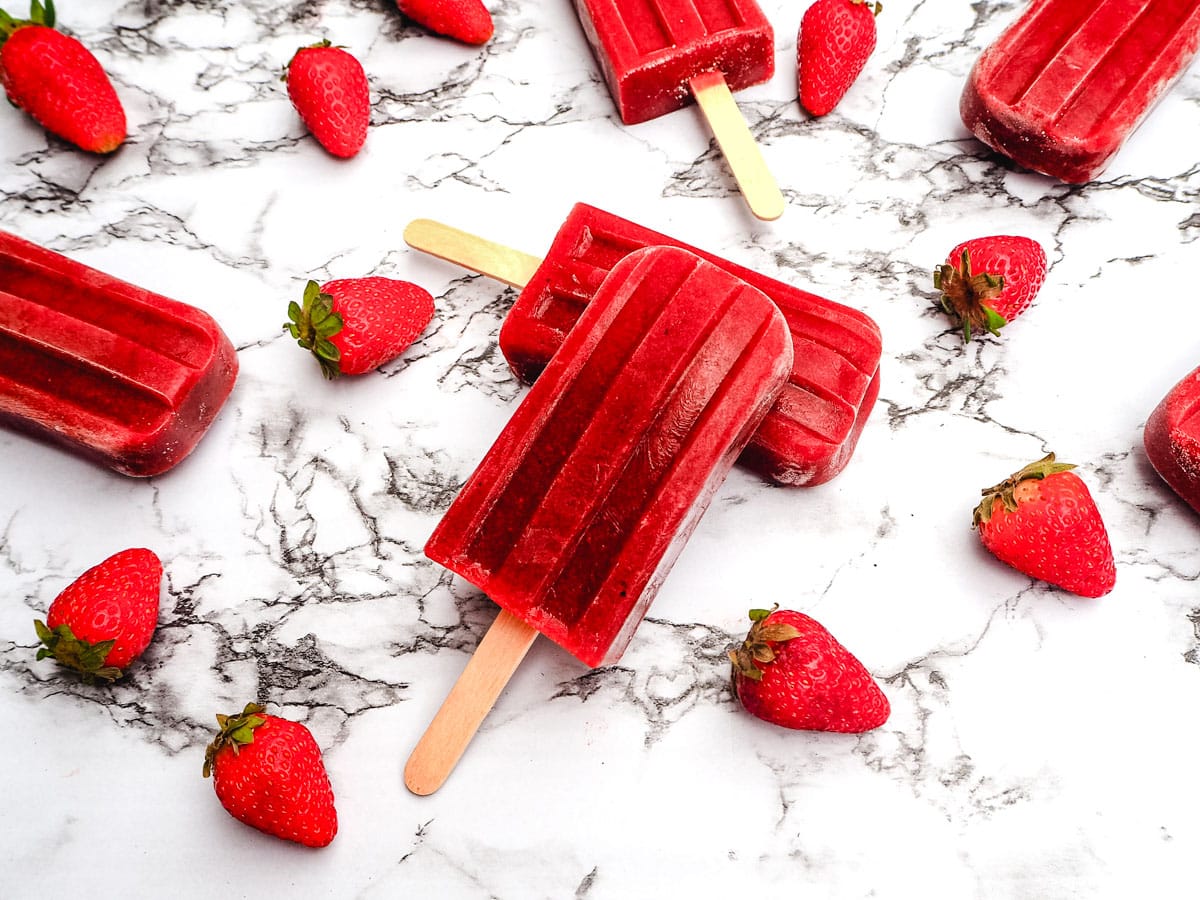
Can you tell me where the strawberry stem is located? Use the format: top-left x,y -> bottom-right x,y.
284,280 -> 344,379
934,248 -> 1009,342
0,1 -> 54,41
728,605 -> 802,681
33,619 -> 122,683
973,452 -> 1076,526
203,702 -> 268,777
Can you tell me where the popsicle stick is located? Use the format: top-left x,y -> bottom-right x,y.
404,609 -> 540,795
404,218 -> 542,288
689,71 -> 785,222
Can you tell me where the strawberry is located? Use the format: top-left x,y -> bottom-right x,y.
974,453 -> 1116,598
797,0 -> 881,117
283,39 -> 369,159
730,606 -> 889,732
0,0 -> 126,153
396,0 -> 494,45
33,547 -> 162,682
203,703 -> 338,848
285,277 -> 435,378
934,235 -> 1046,341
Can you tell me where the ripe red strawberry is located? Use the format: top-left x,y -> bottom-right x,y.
0,1 -> 126,153
730,606 -> 889,732
203,703 -> 338,848
974,453 -> 1116,598
797,0 -> 881,117
934,235 -> 1046,341
34,547 -> 162,682
285,277 -> 435,378
396,0 -> 494,45
284,40 -> 369,159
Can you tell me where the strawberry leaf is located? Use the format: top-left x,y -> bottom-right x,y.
757,624 -> 802,643
204,703 -> 268,777
230,725 -> 257,744
31,0 -> 52,27
982,305 -> 1007,336
934,248 -> 1009,342
32,620 -> 123,683
974,452 -> 1078,526
284,281 -> 346,378
313,314 -> 342,338
33,618 -> 53,644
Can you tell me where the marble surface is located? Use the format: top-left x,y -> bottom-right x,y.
3,1 -> 1199,896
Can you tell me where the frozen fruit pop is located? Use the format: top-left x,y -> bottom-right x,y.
960,0 -> 1200,183
1145,363 -> 1200,516
404,203 -> 882,487
573,0 -> 784,219
405,246 -> 792,794
0,230 -> 238,476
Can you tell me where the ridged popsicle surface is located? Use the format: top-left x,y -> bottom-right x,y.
573,0 -> 774,123
498,203 -> 882,486
0,230 -> 239,476
960,0 -> 1200,182
427,246 -> 792,667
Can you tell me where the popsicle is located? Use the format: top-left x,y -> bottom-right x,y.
573,0 -> 784,220
0,230 -> 239,476
1145,363 -> 1200,516
404,203 -> 882,487
406,246 -> 793,794
960,0 -> 1200,183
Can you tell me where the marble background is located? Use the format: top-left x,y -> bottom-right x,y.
2,1 -> 1199,897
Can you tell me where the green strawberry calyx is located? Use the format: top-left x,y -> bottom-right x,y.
973,452 -> 1076,527
852,0 -> 883,14
934,248 -> 1009,342
284,280 -> 344,379
728,605 -> 802,682
33,618 -> 122,683
203,702 -> 268,778
0,0 -> 55,41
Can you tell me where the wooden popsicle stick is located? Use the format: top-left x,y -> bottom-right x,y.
689,71 -> 785,222
404,218 -> 542,289
404,609 -> 540,795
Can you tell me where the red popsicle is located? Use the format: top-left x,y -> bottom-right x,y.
573,0 -> 784,219
406,246 -> 792,794
404,203 -> 882,487
0,230 -> 238,476
960,0 -> 1200,183
1145,363 -> 1200,516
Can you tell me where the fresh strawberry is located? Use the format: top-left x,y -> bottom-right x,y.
284,39 -> 369,159
396,0 -> 493,45
730,606 -> 889,732
0,0 -> 126,153
34,547 -> 162,682
285,277 -> 434,378
797,0 -> 881,117
203,703 -> 337,848
974,453 -> 1116,598
934,235 -> 1046,341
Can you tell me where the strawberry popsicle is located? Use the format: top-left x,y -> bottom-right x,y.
960,0 -> 1200,183
0,230 -> 239,476
404,203 -> 882,487
573,0 -> 784,219
406,246 -> 792,794
1145,364 -> 1200,516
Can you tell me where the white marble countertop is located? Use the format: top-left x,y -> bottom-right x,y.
3,1 -> 1199,897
